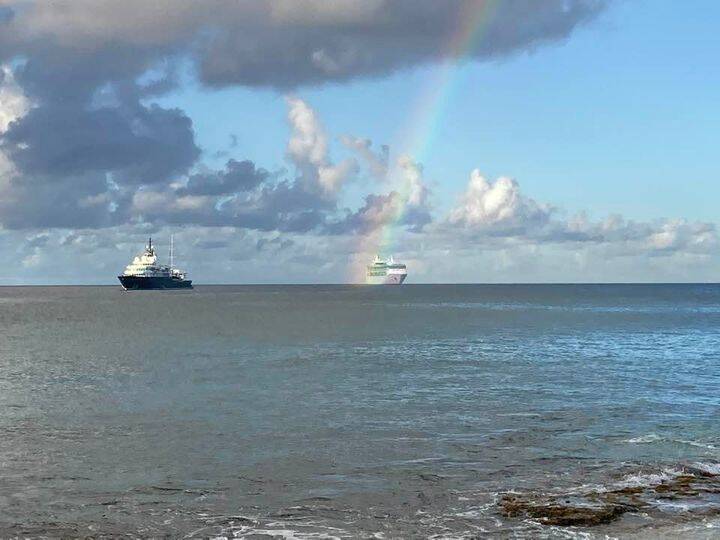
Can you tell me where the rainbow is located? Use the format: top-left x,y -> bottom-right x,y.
350,0 -> 501,282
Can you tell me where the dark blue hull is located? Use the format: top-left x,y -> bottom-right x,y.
118,276 -> 193,290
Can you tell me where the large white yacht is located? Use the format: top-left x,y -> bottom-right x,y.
366,255 -> 407,285
118,238 -> 192,290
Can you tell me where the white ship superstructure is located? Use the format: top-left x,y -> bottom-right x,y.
366,255 -> 407,285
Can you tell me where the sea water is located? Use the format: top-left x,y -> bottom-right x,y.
0,284 -> 719,538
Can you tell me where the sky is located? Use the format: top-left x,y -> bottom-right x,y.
0,0 -> 718,284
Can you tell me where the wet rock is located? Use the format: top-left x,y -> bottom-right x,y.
609,486 -> 644,495
501,495 -> 630,526
684,466 -> 718,478
499,464 -> 720,528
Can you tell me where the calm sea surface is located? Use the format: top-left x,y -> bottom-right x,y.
0,284 -> 719,538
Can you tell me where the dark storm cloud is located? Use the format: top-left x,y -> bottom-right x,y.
131,173 -> 333,234
0,1 -> 608,89
0,52 -> 198,228
197,0 -> 608,88
0,83 -> 199,229
2,100 -> 199,185
0,172 -> 128,229
179,160 -> 269,196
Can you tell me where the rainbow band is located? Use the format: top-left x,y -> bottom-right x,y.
351,0 -> 501,281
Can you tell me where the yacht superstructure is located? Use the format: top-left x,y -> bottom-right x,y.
118,237 -> 192,290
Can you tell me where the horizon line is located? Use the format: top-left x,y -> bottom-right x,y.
0,282 -> 718,288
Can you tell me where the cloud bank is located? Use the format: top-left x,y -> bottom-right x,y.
443,170 -> 718,256
0,0 -> 608,236
0,0 -> 716,283
0,0 -> 607,89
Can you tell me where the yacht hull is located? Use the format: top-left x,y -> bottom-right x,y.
366,274 -> 406,285
118,275 -> 193,290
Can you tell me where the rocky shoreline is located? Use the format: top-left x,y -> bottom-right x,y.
500,464 -> 720,528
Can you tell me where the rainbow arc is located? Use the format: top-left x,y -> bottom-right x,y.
350,0 -> 500,282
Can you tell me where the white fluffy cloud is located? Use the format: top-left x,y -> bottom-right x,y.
286,96 -> 356,194
286,97 -> 328,168
0,65 -> 28,133
646,219 -> 716,253
398,155 -> 429,209
444,169 -> 718,257
448,169 -> 551,231
0,65 -> 29,177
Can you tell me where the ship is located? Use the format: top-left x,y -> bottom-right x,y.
366,255 -> 407,285
118,237 -> 192,290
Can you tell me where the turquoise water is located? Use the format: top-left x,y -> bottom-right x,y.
0,284 -> 719,538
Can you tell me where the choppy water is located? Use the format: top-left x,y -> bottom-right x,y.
0,284 -> 719,538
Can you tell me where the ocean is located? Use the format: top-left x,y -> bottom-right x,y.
0,284 -> 719,538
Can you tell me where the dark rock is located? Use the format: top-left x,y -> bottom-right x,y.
499,464 -> 720,528
501,495 -> 629,526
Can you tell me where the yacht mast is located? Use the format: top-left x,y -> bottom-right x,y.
170,234 -> 174,270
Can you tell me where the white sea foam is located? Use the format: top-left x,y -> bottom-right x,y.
602,461 -> 720,494
654,500 -> 694,512
624,433 -> 663,444
691,462 -> 720,475
228,526 -> 346,540
615,468 -> 685,489
623,434 -> 718,452
205,512 -> 354,540
678,439 -> 718,451
537,461 -> 720,498
537,525 -> 601,540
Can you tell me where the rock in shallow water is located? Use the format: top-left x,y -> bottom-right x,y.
499,465 -> 720,527
501,496 -> 635,526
